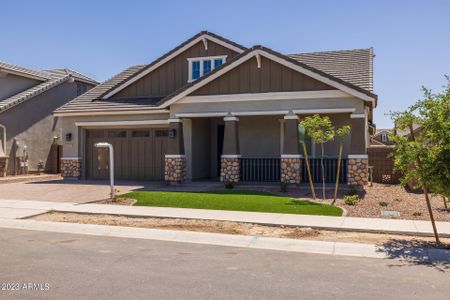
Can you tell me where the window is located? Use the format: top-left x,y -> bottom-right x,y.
381,134 -> 387,142
203,60 -> 212,75
214,59 -> 223,68
156,130 -> 169,137
188,56 -> 227,82
131,130 -> 150,138
192,61 -> 200,80
108,130 -> 127,138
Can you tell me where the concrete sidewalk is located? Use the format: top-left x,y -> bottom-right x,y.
0,199 -> 449,237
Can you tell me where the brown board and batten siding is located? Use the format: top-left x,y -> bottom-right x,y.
191,56 -> 336,95
113,41 -> 240,99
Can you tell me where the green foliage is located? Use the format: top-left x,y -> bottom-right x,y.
390,79 -> 450,198
300,114 -> 335,144
379,201 -> 388,207
344,195 -> 360,205
336,125 -> 351,140
412,212 -> 422,217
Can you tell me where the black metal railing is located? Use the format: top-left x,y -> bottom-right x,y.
301,158 -> 347,183
240,158 -> 281,182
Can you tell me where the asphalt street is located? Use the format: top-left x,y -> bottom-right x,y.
0,228 -> 448,299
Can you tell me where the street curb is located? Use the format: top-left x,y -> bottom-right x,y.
0,218 -> 449,261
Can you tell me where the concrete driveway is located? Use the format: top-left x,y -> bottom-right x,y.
0,179 -> 149,203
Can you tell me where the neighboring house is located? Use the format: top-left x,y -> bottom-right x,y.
370,129 -> 394,146
55,31 -> 377,186
0,61 -> 98,176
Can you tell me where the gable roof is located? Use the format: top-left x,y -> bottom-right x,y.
99,31 -> 247,99
157,45 -> 377,108
288,48 -> 374,92
55,31 -> 377,115
0,61 -> 98,113
54,65 -> 168,115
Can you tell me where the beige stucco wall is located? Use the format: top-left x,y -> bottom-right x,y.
0,74 -> 40,100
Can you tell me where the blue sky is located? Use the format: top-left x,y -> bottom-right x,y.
1,0 -> 449,128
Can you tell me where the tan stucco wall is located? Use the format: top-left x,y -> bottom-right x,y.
0,74 -> 40,100
0,81 -> 90,174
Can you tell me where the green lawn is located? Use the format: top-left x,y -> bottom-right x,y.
123,189 -> 342,216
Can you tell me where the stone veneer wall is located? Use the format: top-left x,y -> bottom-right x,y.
281,157 -> 302,184
61,158 -> 81,178
220,157 -> 240,183
0,157 -> 7,177
347,158 -> 368,186
165,156 -> 186,183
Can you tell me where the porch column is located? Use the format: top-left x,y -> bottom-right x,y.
347,113 -> 368,186
165,118 -> 186,184
281,114 -> 302,184
220,116 -> 240,183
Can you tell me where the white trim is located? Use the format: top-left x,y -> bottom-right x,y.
281,154 -> 303,158
165,154 -> 186,158
175,112 -> 229,118
178,90 -> 351,104
232,110 -> 289,116
187,55 -> 227,83
0,123 -> 6,157
103,34 -> 244,99
168,118 -> 182,123
221,154 -> 241,158
255,53 -> 261,68
161,49 -> 376,108
175,110 -> 290,118
350,113 -> 365,118
223,116 -> 239,121
283,115 -> 299,120
369,145 -> 395,149
61,157 -> 81,160
75,120 -> 169,127
279,119 -> 285,154
293,108 -> 355,114
348,155 -> 368,159
53,109 -> 169,117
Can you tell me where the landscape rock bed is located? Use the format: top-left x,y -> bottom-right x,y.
32,212 -> 450,246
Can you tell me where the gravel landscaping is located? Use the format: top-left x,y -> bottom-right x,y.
32,212 -> 450,247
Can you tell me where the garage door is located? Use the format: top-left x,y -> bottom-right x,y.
86,128 -> 168,180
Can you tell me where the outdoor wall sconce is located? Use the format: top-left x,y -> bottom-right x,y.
169,129 -> 176,138
65,133 -> 72,142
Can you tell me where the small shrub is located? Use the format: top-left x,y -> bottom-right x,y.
346,185 -> 358,196
379,201 -> 388,207
412,212 -> 422,217
280,181 -> 288,193
344,195 -> 360,205
48,209 -> 56,214
225,181 -> 235,189
393,198 -> 402,202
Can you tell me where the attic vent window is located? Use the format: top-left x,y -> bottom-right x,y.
187,55 -> 227,82
381,133 -> 387,142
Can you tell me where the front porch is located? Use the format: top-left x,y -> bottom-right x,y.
164,111 -> 368,186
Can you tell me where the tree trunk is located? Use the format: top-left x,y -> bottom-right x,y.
443,195 -> 448,209
321,143 -> 325,201
333,143 -> 343,204
302,143 -> 316,200
423,185 -> 440,244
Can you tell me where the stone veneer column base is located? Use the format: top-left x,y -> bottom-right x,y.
347,157 -> 369,186
0,157 -> 7,177
61,158 -> 81,178
281,156 -> 302,184
220,156 -> 240,183
165,155 -> 186,183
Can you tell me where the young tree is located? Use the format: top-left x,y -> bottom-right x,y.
333,125 -> 351,204
298,124 -> 316,199
390,80 -> 450,244
301,115 -> 335,201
